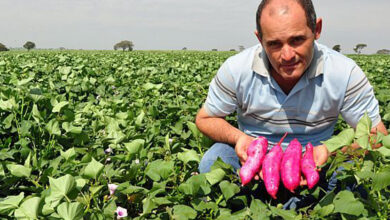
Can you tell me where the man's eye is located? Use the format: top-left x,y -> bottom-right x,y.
268,41 -> 280,47
292,37 -> 305,44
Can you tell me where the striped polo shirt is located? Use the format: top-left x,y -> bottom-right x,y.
204,42 -> 381,149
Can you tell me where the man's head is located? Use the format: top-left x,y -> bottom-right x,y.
255,0 -> 322,87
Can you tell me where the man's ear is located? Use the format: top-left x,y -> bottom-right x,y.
315,18 -> 322,40
255,30 -> 262,44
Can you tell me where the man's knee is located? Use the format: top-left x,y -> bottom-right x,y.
198,143 -> 240,173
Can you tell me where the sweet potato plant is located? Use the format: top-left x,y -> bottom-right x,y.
0,51 -> 389,219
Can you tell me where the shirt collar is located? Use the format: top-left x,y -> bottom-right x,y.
252,42 -> 324,79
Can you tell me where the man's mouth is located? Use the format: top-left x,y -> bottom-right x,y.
280,61 -> 299,69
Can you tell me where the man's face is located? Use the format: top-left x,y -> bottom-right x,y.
257,0 -> 321,83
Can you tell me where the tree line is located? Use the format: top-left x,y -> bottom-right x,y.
1,41 -> 389,54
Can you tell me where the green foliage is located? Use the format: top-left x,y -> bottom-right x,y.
23,41 -> 36,51
114,40 -> 134,51
0,43 -> 9,52
0,50 -> 389,219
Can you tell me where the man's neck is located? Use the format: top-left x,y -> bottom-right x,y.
270,69 -> 301,95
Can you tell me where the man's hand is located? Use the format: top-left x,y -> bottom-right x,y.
300,144 -> 329,186
235,134 -> 255,165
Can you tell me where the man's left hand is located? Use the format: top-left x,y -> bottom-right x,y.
299,144 -> 329,186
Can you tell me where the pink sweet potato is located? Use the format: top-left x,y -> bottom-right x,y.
262,133 -> 287,199
239,136 -> 268,186
281,138 -> 302,193
301,142 -> 320,189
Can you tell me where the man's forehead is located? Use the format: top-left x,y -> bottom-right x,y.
268,4 -> 290,17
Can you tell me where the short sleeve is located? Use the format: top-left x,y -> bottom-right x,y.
340,65 -> 381,128
204,60 -> 238,117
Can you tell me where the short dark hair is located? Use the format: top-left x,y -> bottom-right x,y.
256,0 -> 317,39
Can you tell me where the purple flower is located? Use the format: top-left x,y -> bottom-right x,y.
108,183 -> 118,196
116,206 -> 128,219
105,147 -> 112,154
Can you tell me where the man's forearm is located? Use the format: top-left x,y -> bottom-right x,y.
195,107 -> 246,145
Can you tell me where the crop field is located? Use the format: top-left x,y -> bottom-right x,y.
0,50 -> 390,219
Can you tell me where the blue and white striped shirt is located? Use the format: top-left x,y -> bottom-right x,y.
204,42 -> 381,149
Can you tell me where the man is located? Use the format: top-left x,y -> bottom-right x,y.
195,0 -> 388,208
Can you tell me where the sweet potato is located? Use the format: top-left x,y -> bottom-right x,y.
239,136 -> 268,186
301,142 -> 319,189
262,133 -> 287,199
281,138 -> 302,193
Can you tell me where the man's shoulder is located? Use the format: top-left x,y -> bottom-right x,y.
223,44 -> 260,73
317,42 -> 357,70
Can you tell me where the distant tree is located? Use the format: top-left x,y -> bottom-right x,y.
59,47 -> 66,50
376,49 -> 390,55
353,43 -> 367,54
0,43 -> 9,51
114,40 -> 134,51
229,49 -> 236,51
238,45 -> 245,51
182,47 -> 187,50
23,41 -> 36,51
211,49 -> 218,51
332,44 -> 341,52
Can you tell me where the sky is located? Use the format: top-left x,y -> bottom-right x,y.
0,0 -> 389,54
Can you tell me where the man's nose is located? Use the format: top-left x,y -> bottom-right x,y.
281,45 -> 296,62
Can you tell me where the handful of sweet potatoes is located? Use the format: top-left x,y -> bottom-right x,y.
239,135 -> 320,199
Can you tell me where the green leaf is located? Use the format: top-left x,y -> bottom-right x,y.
17,77 -> 33,86
56,202 -> 84,220
47,174 -> 76,204
356,135 -> 370,150
83,158 -> 104,179
313,192 -> 335,217
0,192 -> 24,215
60,148 -> 76,161
205,168 -> 225,186
249,199 -> 269,220
124,139 -> 145,155
269,206 -> 297,220
6,164 -> 32,177
178,174 -> 210,196
372,168 -> 390,191
145,160 -> 174,181
46,119 -> 61,136
333,190 -> 366,216
135,110 -> 145,126
32,104 -> 42,123
323,128 -> 355,153
173,205 -> 197,220
14,197 -> 41,219
52,101 -> 69,113
376,147 -> 390,157
187,121 -> 201,139
103,199 -> 117,218
355,112 -> 372,139
382,135 -> 390,148
143,82 -> 163,91
219,180 -> 240,201
178,149 -> 200,164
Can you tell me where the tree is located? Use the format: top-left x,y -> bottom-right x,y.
211,49 -> 218,51
238,45 -> 245,51
376,49 -> 390,55
114,40 -> 134,51
23,41 -> 36,51
229,49 -> 236,51
353,43 -> 367,54
182,47 -> 187,50
0,43 -> 9,51
332,44 -> 341,52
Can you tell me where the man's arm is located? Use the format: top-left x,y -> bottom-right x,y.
195,107 -> 254,164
